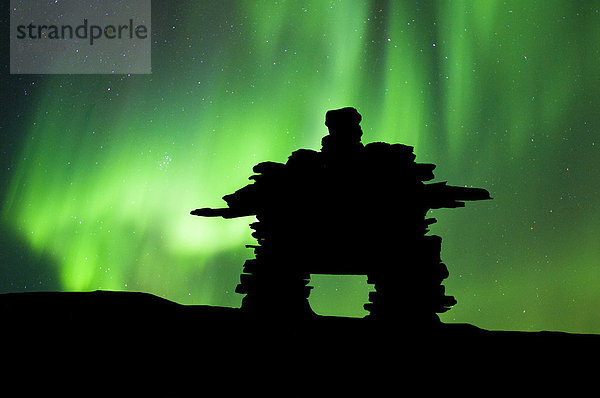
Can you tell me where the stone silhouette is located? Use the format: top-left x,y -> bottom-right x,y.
1,107 -> 598,396
191,107 -> 491,325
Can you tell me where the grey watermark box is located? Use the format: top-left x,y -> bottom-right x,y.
10,0 -> 151,74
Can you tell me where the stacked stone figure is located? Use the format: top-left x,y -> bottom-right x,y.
192,107 -> 491,325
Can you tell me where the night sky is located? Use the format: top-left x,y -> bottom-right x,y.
2,1 -> 600,334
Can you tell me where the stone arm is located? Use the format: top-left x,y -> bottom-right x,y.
190,161 -> 285,219
424,181 -> 492,209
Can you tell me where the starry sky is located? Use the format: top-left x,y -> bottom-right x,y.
2,1 -> 600,334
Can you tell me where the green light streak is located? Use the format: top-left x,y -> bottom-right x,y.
3,1 -> 600,332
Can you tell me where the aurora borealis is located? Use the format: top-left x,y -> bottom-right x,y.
2,1 -> 600,333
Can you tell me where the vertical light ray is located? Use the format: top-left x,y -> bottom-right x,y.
3,1 -> 600,332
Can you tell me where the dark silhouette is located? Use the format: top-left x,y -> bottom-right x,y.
1,108 -> 599,396
191,107 -> 491,326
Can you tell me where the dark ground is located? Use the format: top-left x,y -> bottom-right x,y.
1,290 -> 597,397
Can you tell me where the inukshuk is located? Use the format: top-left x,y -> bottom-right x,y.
192,107 -> 491,325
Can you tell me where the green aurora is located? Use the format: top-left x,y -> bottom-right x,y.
3,1 -> 600,333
